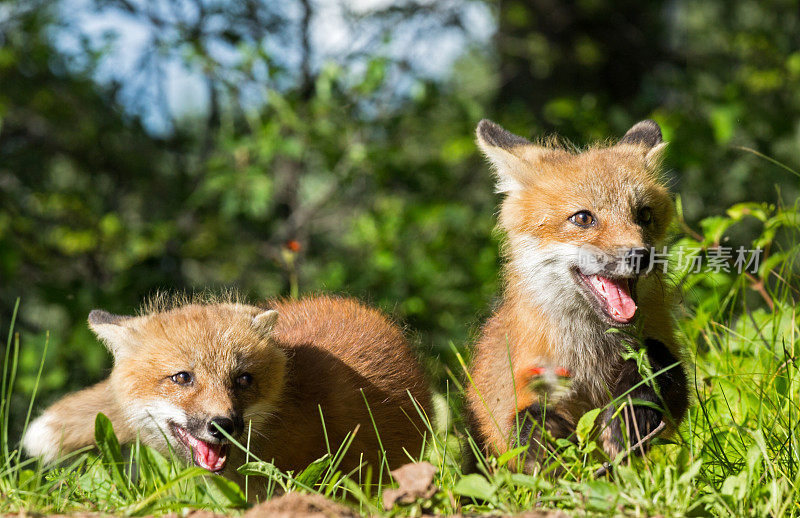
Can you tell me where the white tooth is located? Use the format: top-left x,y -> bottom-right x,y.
590,275 -> 605,293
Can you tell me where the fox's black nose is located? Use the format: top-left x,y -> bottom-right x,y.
208,417 -> 235,439
625,247 -> 651,272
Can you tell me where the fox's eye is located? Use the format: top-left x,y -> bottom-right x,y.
235,373 -> 253,389
638,207 -> 653,225
171,372 -> 193,386
569,211 -> 595,228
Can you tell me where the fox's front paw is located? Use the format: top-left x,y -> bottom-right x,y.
516,403 -> 574,473
599,404 -> 662,459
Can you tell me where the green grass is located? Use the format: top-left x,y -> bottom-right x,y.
1,200 -> 798,516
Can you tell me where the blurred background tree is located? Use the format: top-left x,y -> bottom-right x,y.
1,0 -> 798,438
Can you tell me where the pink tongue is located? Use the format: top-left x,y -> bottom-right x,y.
593,275 -> 637,322
193,440 -> 226,471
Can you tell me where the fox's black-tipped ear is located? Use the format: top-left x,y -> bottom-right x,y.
477,119 -> 531,150
252,309 -> 279,335
88,309 -> 124,326
619,119 -> 667,165
476,119 -> 542,193
88,309 -> 132,358
620,120 -> 662,147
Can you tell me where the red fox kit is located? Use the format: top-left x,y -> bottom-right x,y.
467,120 -> 688,469
23,295 -> 431,485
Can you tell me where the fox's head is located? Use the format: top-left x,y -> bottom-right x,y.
88,302 -> 286,472
476,119 -> 673,327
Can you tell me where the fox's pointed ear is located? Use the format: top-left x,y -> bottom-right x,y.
476,119 -> 543,193
88,310 -> 133,357
252,309 -> 279,335
619,119 -> 668,165
620,119 -> 662,147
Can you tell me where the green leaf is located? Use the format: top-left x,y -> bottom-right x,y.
452,473 -> 496,502
17,468 -> 36,490
699,215 -> 735,244
555,438 -> 573,449
726,202 -> 771,222
585,480 -> 618,511
94,412 -> 131,498
207,474 -> 247,507
294,453 -> 332,488
759,251 -> 789,277
238,460 -> 282,479
497,445 -> 528,467
77,461 -> 117,503
507,472 -> 551,490
576,408 -> 602,445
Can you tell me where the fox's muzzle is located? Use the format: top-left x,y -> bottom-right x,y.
576,244 -> 653,277
207,414 -> 244,440
624,247 -> 651,273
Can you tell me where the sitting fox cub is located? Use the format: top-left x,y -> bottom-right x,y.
467,120 -> 689,470
24,295 -> 431,484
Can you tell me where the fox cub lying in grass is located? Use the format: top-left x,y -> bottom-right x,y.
24,295 -> 431,485
467,119 -> 689,471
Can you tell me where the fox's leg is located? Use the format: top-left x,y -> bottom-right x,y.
22,379 -> 132,463
512,365 -> 575,472
600,338 -> 689,458
515,402 -> 573,469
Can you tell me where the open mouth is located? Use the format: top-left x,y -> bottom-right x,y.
169,423 -> 228,473
572,269 -> 638,325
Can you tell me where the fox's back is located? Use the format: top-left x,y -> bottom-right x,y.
247,296 -> 431,473
269,296 -> 424,397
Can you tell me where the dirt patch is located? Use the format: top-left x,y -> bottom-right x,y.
6,494 -> 571,517
7,511 -> 225,518
181,512 -> 222,518
447,512 -> 569,518
510,512 -> 570,518
243,492 -> 358,518
5,515 -> 106,518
